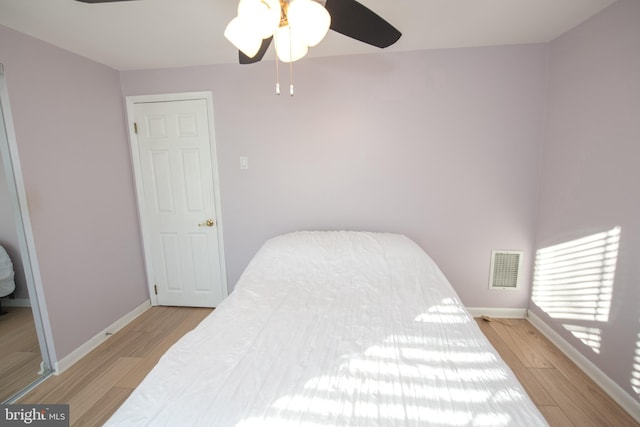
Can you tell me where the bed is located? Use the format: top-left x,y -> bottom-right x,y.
105,231 -> 548,426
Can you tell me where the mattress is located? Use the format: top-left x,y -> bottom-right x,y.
105,231 -> 548,426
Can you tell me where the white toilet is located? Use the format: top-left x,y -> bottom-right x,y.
0,245 -> 16,314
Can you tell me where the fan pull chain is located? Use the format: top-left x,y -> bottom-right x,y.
289,61 -> 294,96
273,27 -> 294,96
274,33 -> 281,95
288,26 -> 294,96
275,53 -> 281,95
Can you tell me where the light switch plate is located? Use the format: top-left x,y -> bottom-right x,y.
240,156 -> 248,170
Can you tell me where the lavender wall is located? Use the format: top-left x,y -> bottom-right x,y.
121,44 -> 548,308
533,0 -> 640,404
0,25 -> 148,358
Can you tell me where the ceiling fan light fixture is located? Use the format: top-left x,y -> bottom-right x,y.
274,25 -> 308,63
224,17 -> 262,58
237,0 -> 281,40
287,0 -> 330,47
226,0 -> 331,63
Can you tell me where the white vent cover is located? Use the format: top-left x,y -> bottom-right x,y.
489,250 -> 523,290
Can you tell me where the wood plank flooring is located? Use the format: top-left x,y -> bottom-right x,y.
476,317 -> 639,427
0,306 -> 43,401
16,308 -> 639,426
19,306 -> 212,426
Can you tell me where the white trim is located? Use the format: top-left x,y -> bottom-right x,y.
2,298 -> 31,307
466,307 -> 528,318
527,310 -> 640,423
54,300 -> 151,374
125,92 -> 228,306
125,98 -> 156,306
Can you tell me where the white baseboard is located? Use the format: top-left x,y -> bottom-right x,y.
527,310 -> 640,423
54,299 -> 151,374
466,307 -> 528,319
2,298 -> 31,307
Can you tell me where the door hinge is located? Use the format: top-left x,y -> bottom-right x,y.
154,284 -> 158,295
133,122 -> 138,134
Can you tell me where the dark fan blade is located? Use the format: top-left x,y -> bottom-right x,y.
76,0 -> 136,3
325,0 -> 401,48
239,37 -> 273,64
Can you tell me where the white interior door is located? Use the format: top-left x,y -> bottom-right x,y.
129,94 -> 226,307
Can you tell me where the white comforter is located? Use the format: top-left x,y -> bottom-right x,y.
105,231 -> 548,426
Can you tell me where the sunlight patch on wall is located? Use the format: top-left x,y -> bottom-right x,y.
531,227 -> 620,354
632,333 -> 640,397
532,227 -> 620,322
562,324 -> 602,354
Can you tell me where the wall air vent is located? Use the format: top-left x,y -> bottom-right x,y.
489,250 -> 523,290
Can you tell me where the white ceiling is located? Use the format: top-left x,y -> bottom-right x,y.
0,0 -> 616,71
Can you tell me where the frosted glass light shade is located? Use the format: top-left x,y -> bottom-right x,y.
274,25 -> 308,62
224,17 -> 262,58
237,0 -> 281,40
287,0 -> 330,47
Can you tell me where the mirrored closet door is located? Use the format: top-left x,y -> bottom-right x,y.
0,65 -> 54,402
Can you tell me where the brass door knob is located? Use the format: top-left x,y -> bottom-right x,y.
198,219 -> 215,227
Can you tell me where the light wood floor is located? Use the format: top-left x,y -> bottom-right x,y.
0,306 -> 43,401
19,306 -> 213,426
476,317 -> 639,427
17,307 -> 639,426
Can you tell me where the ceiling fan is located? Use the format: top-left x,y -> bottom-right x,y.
232,0 -> 402,64
232,0 -> 402,65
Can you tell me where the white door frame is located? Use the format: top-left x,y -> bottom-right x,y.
125,92 -> 228,306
